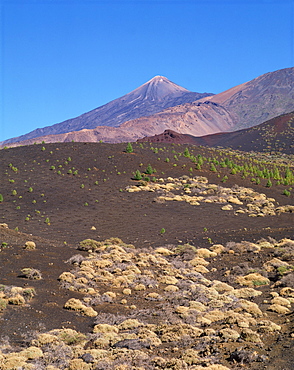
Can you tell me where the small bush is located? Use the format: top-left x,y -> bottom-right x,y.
133,170 -> 142,180
59,330 -> 86,345
266,179 -> 272,187
125,142 -> 133,153
78,239 -> 102,252
21,268 -> 42,280
145,164 -> 154,175
183,147 -> 190,158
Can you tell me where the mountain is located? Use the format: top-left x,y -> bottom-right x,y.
0,100 -> 236,147
138,111 -> 294,154
113,67 -> 294,140
203,67 -> 294,130
2,67 -> 293,147
1,76 -> 212,145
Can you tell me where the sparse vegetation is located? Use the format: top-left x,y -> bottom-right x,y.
133,169 -> 143,180
0,141 -> 293,369
20,268 -> 42,280
125,142 -> 134,153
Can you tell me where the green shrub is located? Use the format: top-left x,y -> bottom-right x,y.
145,164 -> 154,175
266,179 -> 272,188
283,189 -> 291,197
210,163 -> 217,172
183,147 -> 190,158
195,163 -> 201,170
277,265 -> 293,276
252,280 -> 268,286
133,170 -> 142,180
125,142 -> 133,153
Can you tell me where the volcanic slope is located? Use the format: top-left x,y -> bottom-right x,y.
4,67 -> 293,147
119,66 -> 294,140
0,142 -> 294,369
203,66 -> 294,130
138,111 -> 294,154
1,76 -> 212,146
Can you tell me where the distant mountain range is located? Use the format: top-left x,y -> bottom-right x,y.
1,67 -> 293,147
138,111 -> 294,154
1,76 -> 212,145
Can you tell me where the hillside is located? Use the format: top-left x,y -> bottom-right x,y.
204,67 -> 294,130
138,111 -> 294,154
0,142 -> 294,369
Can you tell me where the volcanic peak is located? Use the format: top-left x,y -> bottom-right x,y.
130,75 -> 189,101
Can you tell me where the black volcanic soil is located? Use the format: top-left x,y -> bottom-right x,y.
0,142 -> 293,369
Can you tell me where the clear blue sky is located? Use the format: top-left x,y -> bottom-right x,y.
0,0 -> 293,141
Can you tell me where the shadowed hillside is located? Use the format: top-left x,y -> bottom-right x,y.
138,111 -> 294,154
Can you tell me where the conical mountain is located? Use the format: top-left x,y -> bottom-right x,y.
2,76 -> 212,145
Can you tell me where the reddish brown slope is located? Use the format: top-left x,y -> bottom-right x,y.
138,111 -> 294,154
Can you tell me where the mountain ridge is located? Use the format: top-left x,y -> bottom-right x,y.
1,76 -> 212,145
1,67 -> 293,147
202,67 -> 294,130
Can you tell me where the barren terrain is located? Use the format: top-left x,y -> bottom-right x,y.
0,142 -> 293,369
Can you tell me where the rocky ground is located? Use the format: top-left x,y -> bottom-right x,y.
0,142 -> 293,369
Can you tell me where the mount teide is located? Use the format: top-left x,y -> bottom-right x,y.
2,67 -> 293,146
2,76 -> 212,145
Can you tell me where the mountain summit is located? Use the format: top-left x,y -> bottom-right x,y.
132,75 -> 189,101
2,76 -> 212,145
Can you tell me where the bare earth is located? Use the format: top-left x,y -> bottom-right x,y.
0,142 -> 293,370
